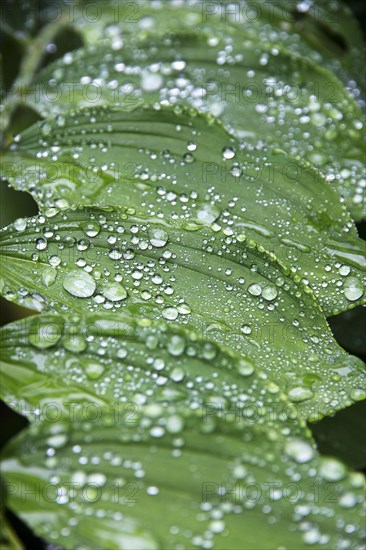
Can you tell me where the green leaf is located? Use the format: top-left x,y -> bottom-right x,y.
0,310 -> 300,427
13,4 -> 365,218
1,410 -> 365,549
2,105 -> 365,315
0,207 -> 365,420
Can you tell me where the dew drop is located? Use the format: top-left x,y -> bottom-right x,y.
162,307 -> 178,320
149,227 -> 168,248
344,277 -> 364,301
262,285 -> 278,301
103,282 -> 128,302
84,360 -> 105,380
285,438 -> 314,463
248,283 -> 262,296
195,203 -> 221,225
288,386 -> 314,402
318,457 -> 347,481
63,270 -> 96,298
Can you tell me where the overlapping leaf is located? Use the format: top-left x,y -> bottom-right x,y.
2,106 -> 365,315
12,1 -> 365,218
2,408 -> 365,549
0,206 -> 365,420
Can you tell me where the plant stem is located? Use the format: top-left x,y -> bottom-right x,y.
0,14 -> 69,142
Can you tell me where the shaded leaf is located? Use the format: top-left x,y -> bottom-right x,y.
1,410 -> 365,549
15,3 -> 365,218
2,105 -> 365,315
0,207 -> 365,420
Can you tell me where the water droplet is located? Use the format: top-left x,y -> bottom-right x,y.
35,237 -> 47,251
63,270 -> 96,298
162,307 -> 178,320
167,335 -> 185,356
237,359 -> 255,376
285,438 -> 314,463
41,267 -> 57,287
222,147 -> 236,160
248,283 -> 262,296
103,282 -> 128,302
344,277 -> 364,301
29,318 -> 62,349
288,386 -> 314,402
81,221 -> 100,238
170,367 -> 185,382
195,204 -> 221,225
84,360 -> 105,380
318,457 -> 347,481
14,218 -> 27,232
149,227 -> 168,248
63,335 -> 87,353
262,285 -> 278,301
166,415 -> 184,433
241,324 -> 252,335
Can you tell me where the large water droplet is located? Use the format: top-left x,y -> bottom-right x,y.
318,457 -> 347,481
103,282 -> 128,302
149,227 -> 168,248
285,438 -> 314,463
63,270 -> 96,298
344,277 -> 364,301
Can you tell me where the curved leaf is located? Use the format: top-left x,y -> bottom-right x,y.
0,207 -> 365,420
1,411 -> 365,549
14,4 -> 365,218
2,105 -> 365,315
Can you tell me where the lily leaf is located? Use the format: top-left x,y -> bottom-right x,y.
0,207 -> 365,420
1,409 -> 365,549
2,106 -> 365,315
13,4 -> 365,218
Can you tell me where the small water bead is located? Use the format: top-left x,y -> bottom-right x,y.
343,277 -> 364,301
103,282 -> 128,302
195,204 -> 221,225
36,237 -> 48,250
41,267 -> 57,287
162,307 -> 178,320
81,221 -> 100,238
84,359 -> 105,380
339,492 -> 358,508
222,147 -> 236,160
14,218 -> 27,232
349,388 -> 366,401
167,335 -> 185,356
63,335 -> 87,353
248,283 -> 262,296
41,122 -> 52,136
63,270 -> 96,298
318,457 -> 347,481
109,249 -> 122,260
149,227 -> 168,248
288,386 -> 314,402
166,415 -> 184,434
241,325 -> 252,335
262,285 -> 278,301
237,359 -> 255,376
150,426 -> 165,438
29,319 -> 62,349
230,164 -> 242,178
147,486 -> 159,496
170,367 -> 185,382
285,438 -> 314,463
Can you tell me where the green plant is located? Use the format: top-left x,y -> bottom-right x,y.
0,1 -> 365,548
